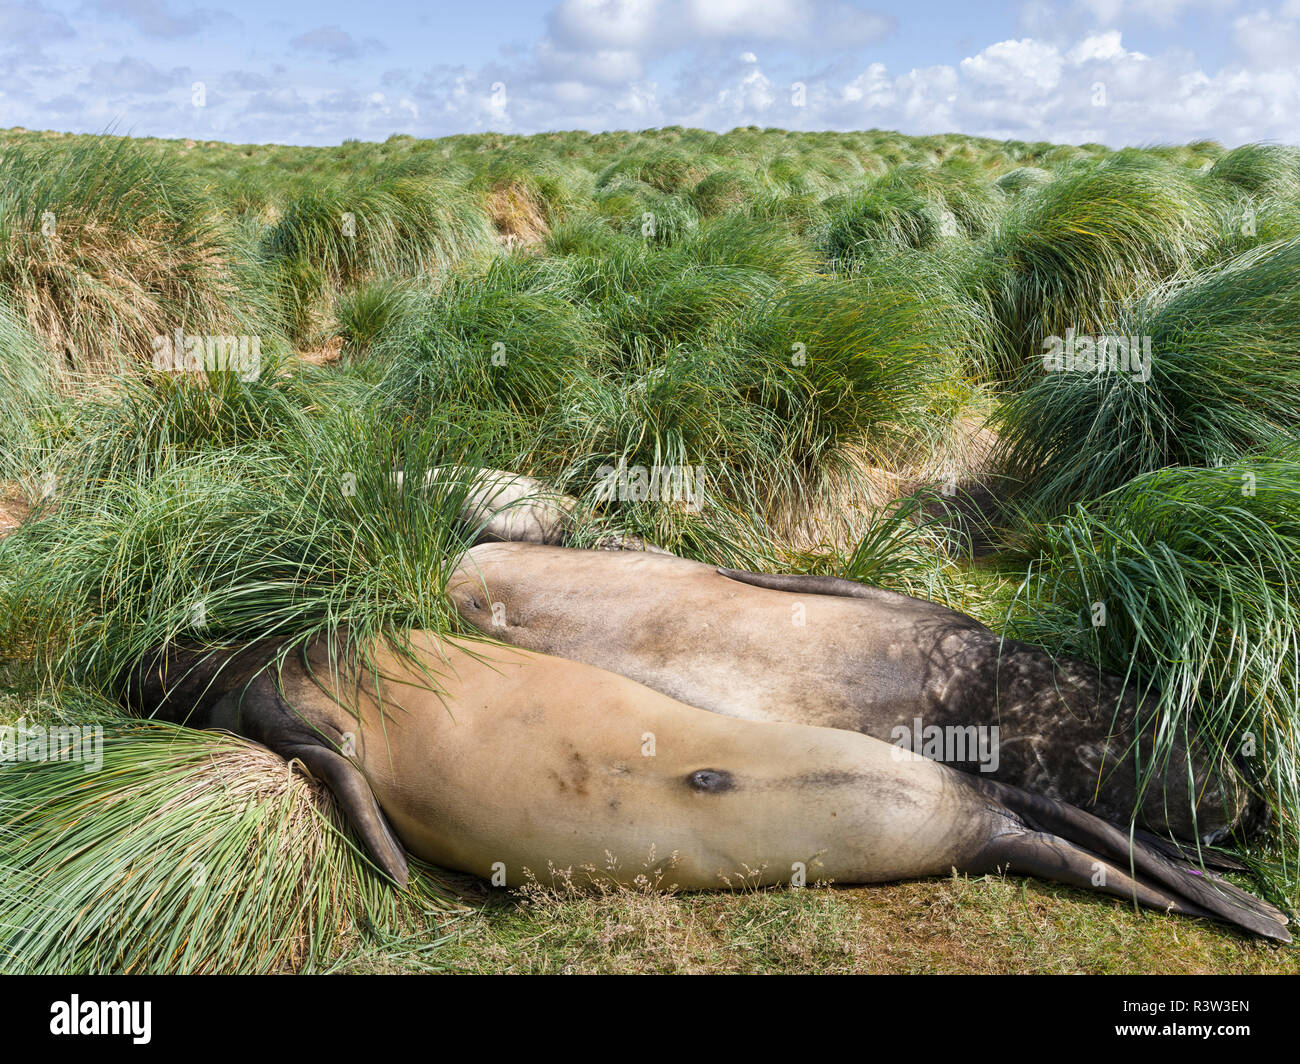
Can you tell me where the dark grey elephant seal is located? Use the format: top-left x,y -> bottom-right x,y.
122,631 -> 1289,940
447,542 -> 1258,845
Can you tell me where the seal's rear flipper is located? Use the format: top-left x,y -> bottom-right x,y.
978,831 -> 1219,920
1131,826 -> 1248,872
972,778 -> 1290,942
124,640 -> 411,888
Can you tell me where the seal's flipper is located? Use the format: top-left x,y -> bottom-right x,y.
224,673 -> 412,889
978,831 -> 1220,919
192,670 -> 409,888
124,641 -> 413,888
972,778 -> 1290,942
716,567 -> 907,604
282,742 -> 411,888
1130,826 -> 1248,872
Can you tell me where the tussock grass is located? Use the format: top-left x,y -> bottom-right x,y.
882,161 -> 1004,238
370,212 -> 962,558
5,124 -> 1300,971
775,489 -> 979,608
995,238 -> 1300,515
597,147 -> 713,195
818,161 -> 1002,267
996,166 -> 1052,194
617,190 -> 700,246
1205,197 -> 1300,262
373,262 -> 609,424
266,178 -> 494,288
739,270 -> 969,461
0,136 -> 274,377
1208,143 -> 1300,200
264,174 -> 496,345
0,408 -> 485,688
979,160 -> 1222,375
0,702 -> 461,974
690,169 -> 764,217
0,301 -> 63,491
1010,457 -> 1300,903
469,151 -> 587,243
820,182 -> 955,260
333,279 -> 422,357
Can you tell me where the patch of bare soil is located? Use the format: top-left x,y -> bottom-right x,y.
0,483 -> 32,539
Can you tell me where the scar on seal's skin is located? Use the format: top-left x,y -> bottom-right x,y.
687,768 -> 734,793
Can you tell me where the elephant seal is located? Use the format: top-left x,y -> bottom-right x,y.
447,542 -> 1258,846
421,468 -> 572,546
122,631 -> 1290,940
409,466 -> 668,552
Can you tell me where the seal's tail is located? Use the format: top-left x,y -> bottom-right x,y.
970,777 -> 1290,942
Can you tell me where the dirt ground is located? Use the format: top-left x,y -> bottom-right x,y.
0,483 -> 31,539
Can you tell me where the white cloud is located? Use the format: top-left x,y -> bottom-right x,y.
1233,8 -> 1300,68
547,0 -> 658,49
684,0 -> 804,37
715,63 -> 775,114
6,2 -> 1300,147
535,39 -> 645,83
842,63 -> 894,108
961,38 -> 1064,94
1068,30 -> 1144,62
668,28 -> 1300,145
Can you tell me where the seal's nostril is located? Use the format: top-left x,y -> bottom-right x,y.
687,769 -> 734,793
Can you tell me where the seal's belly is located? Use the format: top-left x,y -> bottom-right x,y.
334,638 -> 981,888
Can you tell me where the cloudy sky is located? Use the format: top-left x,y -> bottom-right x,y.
2,0 -> 1298,145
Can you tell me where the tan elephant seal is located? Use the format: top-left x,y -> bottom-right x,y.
122,632 -> 1289,940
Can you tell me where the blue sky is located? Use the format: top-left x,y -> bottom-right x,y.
2,0 -> 1299,145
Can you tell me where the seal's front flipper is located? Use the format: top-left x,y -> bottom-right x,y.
224,672 -> 411,889
283,742 -> 411,888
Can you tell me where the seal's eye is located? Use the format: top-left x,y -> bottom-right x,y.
687,769 -> 734,793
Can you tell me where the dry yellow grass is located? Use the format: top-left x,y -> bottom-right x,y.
486,180 -> 552,246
